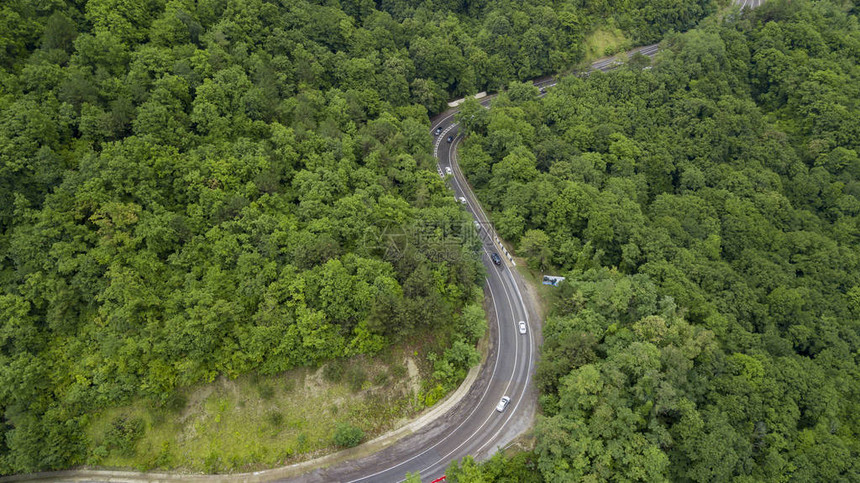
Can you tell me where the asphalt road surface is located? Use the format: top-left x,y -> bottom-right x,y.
737,0 -> 764,9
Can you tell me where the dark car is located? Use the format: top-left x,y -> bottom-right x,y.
446,135 -> 454,143
491,253 -> 502,266
434,127 -> 443,136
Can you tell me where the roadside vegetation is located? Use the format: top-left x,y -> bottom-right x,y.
46,297 -> 485,472
450,0 -> 860,480
85,340 -> 424,472
582,28 -> 632,61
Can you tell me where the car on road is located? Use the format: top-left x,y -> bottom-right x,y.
474,221 -> 481,230
445,167 -> 453,175
518,321 -> 527,334
434,127 -> 443,136
539,87 -> 546,94
446,135 -> 454,143
496,396 -> 510,412
458,196 -> 467,204
491,252 -> 502,266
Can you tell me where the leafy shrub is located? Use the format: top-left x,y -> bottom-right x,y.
257,383 -> 275,400
163,391 -> 187,413
390,363 -> 408,380
104,416 -> 145,457
373,371 -> 389,386
154,441 -> 173,468
323,360 -> 345,383
203,451 -> 221,473
332,423 -> 364,448
423,384 -> 447,407
345,366 -> 368,392
296,433 -> 309,452
266,411 -> 284,428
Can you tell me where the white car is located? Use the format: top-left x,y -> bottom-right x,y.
458,196 -> 467,204
445,167 -> 453,175
474,221 -> 481,230
518,321 -> 527,334
496,396 -> 510,412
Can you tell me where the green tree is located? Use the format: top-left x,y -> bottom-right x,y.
519,229 -> 551,270
332,423 -> 364,448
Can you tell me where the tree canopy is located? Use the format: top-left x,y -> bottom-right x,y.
0,0 -> 731,474
455,0 -> 860,479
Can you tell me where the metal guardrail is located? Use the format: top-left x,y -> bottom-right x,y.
493,236 -> 516,267
447,91 -> 488,108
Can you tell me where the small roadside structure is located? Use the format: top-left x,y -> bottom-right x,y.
543,275 -> 565,286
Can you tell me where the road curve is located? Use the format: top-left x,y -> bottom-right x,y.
283,101 -> 542,482
0,49 -> 636,483
282,45 -> 670,482
2,47 -> 651,483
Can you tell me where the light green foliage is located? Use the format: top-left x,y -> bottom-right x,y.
446,455 -> 490,483
459,302 -> 488,342
519,229 -> 551,270
446,453 -> 543,483
429,299 -> 486,391
332,423 -> 364,448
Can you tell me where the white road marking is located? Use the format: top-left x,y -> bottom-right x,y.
416,255 -> 526,476
441,127 -> 537,460
472,269 -> 534,457
396,34 -> 681,479
347,272 -> 508,483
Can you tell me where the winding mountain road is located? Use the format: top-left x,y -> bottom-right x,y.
12,34 -> 760,483
288,103 -> 543,483
282,44 -> 663,483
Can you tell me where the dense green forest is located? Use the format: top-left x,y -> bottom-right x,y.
0,0 -> 720,475
451,0 -> 860,480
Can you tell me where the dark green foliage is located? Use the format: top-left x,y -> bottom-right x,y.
103,416 -> 145,457
0,0 -> 720,474
346,365 -> 369,392
265,411 -> 283,429
332,422 -> 364,448
323,360 -> 346,384
203,451 -> 221,473
257,383 -> 275,401
453,0 -> 860,480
